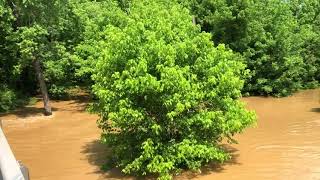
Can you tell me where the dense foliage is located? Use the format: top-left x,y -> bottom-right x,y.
0,0 -> 81,111
71,0 -> 126,85
2,0 -> 319,109
184,0 -> 320,96
92,1 -> 255,179
290,0 -> 320,87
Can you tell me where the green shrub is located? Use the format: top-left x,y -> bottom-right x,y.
0,86 -> 17,112
48,84 -> 68,100
0,86 -> 38,112
92,1 -> 256,179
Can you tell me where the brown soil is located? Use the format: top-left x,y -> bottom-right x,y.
1,89 -> 320,180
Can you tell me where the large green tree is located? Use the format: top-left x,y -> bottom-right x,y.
290,0 -> 320,86
240,0 -> 304,96
0,0 -> 81,113
184,0 -> 319,96
93,0 -> 256,179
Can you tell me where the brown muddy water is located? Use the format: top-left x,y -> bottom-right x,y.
1,89 -> 320,180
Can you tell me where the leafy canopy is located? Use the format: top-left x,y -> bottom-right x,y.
184,0 -> 320,96
92,0 -> 256,179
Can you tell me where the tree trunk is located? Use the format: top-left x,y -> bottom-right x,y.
33,59 -> 52,116
192,16 -> 196,25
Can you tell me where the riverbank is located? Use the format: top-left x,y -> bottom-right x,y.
1,89 -> 319,180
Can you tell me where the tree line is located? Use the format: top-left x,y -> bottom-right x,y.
0,0 -> 319,179
1,0 -> 319,113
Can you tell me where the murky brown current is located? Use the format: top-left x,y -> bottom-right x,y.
1,89 -> 320,180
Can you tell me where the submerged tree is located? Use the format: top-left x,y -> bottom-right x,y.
92,0 -> 256,179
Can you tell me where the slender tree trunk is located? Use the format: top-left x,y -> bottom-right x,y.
33,58 -> 52,116
192,16 -> 196,25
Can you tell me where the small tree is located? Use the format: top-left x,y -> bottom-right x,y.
92,0 -> 256,179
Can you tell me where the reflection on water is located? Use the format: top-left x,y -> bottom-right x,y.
1,89 -> 320,180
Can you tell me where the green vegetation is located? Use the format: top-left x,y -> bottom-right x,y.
0,0 -> 319,179
0,85 -> 37,112
0,0 -> 81,114
0,86 -> 17,112
92,1 -> 255,179
183,0 -> 320,96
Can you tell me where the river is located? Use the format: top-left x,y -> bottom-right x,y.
1,89 -> 319,180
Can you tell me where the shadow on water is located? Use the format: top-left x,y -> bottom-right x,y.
81,140 -> 130,180
52,93 -> 92,103
310,108 -> 320,113
52,94 -> 93,112
0,107 -> 59,118
81,141 -> 240,180
0,95 -> 91,119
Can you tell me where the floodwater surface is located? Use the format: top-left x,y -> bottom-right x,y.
1,89 -> 320,180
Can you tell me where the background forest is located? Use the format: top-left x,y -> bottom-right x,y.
1,0 -> 319,113
1,0 -> 319,179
